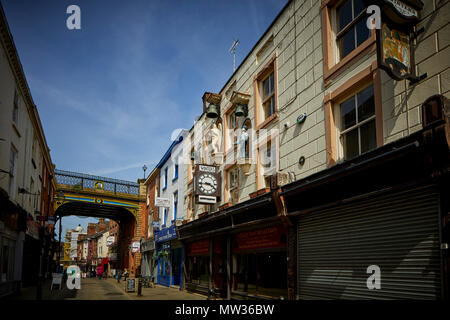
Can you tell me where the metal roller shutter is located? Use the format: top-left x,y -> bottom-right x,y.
297,184 -> 442,299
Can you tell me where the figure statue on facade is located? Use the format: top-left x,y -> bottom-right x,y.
210,122 -> 222,154
236,125 -> 249,159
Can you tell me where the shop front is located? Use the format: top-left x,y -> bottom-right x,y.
140,238 -> 156,280
170,240 -> 183,288
179,191 -> 287,299
155,224 -> 177,287
231,225 -> 287,299
0,190 -> 27,298
281,101 -> 450,299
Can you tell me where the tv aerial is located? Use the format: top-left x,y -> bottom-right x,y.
229,38 -> 239,72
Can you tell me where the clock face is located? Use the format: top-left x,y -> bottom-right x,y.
198,173 -> 218,195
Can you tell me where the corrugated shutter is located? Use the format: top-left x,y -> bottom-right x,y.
297,184 -> 442,299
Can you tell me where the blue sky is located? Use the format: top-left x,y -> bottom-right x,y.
2,0 -> 288,233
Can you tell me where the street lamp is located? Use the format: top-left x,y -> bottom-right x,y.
142,164 -> 147,179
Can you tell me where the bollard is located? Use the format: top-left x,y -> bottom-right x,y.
137,277 -> 142,296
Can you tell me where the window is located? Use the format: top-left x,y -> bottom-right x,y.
189,146 -> 195,182
336,0 -> 370,60
339,84 -> 376,160
321,0 -> 376,86
257,133 -> 278,189
163,167 -> 168,190
173,192 -> 178,221
187,193 -> 195,220
163,208 -> 168,227
262,72 -> 275,119
12,89 -> 19,125
228,166 -> 239,204
1,238 -> 16,282
232,251 -> 287,298
228,110 -> 238,148
9,146 -> 17,198
173,163 -> 179,181
255,55 -> 278,128
29,177 -> 34,210
187,255 -> 210,286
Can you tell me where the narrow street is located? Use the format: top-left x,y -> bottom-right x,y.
9,278 -> 205,300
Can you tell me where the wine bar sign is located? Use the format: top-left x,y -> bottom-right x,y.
375,0 -> 426,83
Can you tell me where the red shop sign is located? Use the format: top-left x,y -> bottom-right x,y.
233,226 -> 287,251
188,239 -> 210,256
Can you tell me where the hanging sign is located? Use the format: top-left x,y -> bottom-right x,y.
377,23 -> 412,80
106,236 -> 115,247
385,0 -> 418,18
131,241 -> 140,253
155,197 -> 170,207
375,0 -> 425,82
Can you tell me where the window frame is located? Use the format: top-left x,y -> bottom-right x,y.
12,89 -> 19,125
335,83 -> 377,160
9,145 -> 18,199
321,0 -> 377,87
163,167 -> 168,191
226,165 -> 239,205
324,63 -> 383,166
173,162 -> 179,182
254,54 -> 278,130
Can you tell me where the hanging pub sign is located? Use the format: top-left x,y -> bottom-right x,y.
375,0 -> 426,83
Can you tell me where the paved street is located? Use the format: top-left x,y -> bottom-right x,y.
9,278 -> 206,300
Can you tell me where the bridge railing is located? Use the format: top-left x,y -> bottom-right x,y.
54,169 -> 139,195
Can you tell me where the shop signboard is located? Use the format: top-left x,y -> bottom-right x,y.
154,225 -> 177,243
233,225 -> 287,252
106,236 -> 115,247
155,197 -> 170,207
188,239 -> 210,256
131,241 -> 140,253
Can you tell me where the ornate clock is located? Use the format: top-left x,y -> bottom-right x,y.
194,164 -> 221,204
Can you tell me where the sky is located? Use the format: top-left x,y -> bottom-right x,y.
1,0 -> 289,234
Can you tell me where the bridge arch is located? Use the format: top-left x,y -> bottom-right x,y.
53,169 -> 144,273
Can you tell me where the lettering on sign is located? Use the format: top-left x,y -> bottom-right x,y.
385,0 -> 418,18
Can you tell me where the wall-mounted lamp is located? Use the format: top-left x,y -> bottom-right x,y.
299,156 -> 305,166
297,113 -> 307,124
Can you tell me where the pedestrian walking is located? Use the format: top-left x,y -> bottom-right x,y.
97,265 -> 103,280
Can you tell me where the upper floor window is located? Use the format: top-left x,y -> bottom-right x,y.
12,89 -> 19,125
173,191 -> 178,220
336,0 -> 370,60
255,55 -> 278,128
173,163 -> 179,181
262,72 -> 275,119
228,166 -> 239,205
338,84 -> 376,160
9,146 -> 17,199
163,167 -> 168,190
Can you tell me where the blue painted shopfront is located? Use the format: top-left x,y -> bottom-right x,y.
155,225 -> 182,288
